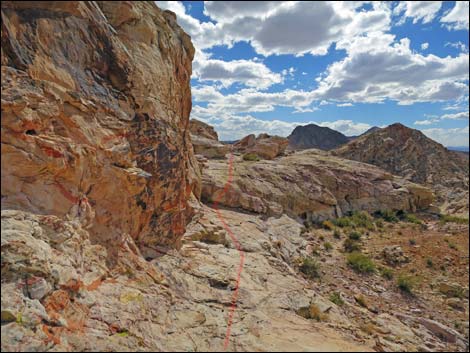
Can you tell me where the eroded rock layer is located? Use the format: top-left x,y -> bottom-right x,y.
202,149 -> 434,221
1,1 -> 201,257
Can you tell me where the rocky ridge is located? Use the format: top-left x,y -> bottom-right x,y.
333,123 -> 469,216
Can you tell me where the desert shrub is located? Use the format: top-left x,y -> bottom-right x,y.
297,304 -> 327,321
347,253 -> 376,274
333,217 -> 352,228
439,214 -> 469,225
299,257 -> 321,279
426,258 -> 434,269
322,220 -> 334,230
343,238 -> 361,253
375,219 -> 384,229
404,213 -> 422,224
397,274 -> 418,294
333,229 -> 342,239
348,231 -> 362,241
374,209 -> 399,223
242,153 -> 260,161
324,242 -> 333,251
379,266 -> 394,280
329,292 -> 344,306
319,235 -> 325,241
409,239 -> 417,246
448,242 -> 458,250
355,295 -> 368,308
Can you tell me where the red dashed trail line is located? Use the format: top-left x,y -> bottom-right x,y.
212,148 -> 245,351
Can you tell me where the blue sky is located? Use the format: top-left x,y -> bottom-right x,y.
156,1 -> 469,146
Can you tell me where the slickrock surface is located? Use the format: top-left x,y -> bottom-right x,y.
202,149 -> 434,221
234,133 -> 289,160
333,123 -> 469,216
288,123 -> 350,150
3,206 -> 468,351
1,1 -> 200,257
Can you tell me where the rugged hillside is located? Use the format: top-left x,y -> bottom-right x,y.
1,1 -> 201,257
288,123 -> 349,150
333,123 -> 469,215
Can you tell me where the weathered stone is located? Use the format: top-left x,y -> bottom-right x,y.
1,1 -> 201,259
234,133 -> 289,160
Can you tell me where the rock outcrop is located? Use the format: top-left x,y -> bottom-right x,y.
333,123 -> 469,216
234,133 -> 289,160
202,149 -> 434,221
288,123 -> 349,150
189,119 -> 219,140
189,119 -> 229,159
1,1 -> 200,258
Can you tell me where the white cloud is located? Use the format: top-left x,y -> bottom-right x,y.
445,41 -> 469,53
394,1 -> 442,25
312,33 -> 469,104
422,125 -> 469,146
421,42 -> 429,50
441,111 -> 469,120
441,1 -> 469,30
192,86 -> 315,114
193,57 -> 282,89
414,110 -> 469,125
162,1 -> 391,56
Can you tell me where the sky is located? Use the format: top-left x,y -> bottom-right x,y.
156,1 -> 469,147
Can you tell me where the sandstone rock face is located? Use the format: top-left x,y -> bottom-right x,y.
288,123 -> 350,150
189,119 -> 229,159
1,1 -> 201,257
234,133 -> 289,160
333,123 -> 469,216
189,119 -> 219,140
202,149 -> 434,221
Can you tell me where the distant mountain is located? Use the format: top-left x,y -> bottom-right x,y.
288,123 -> 349,150
348,126 -> 381,140
448,146 -> 469,153
333,123 -> 469,215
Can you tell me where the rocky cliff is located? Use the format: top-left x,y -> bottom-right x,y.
1,1 -> 201,258
333,123 -> 469,216
288,123 -> 350,150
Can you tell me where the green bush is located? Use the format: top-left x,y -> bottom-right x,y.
324,242 -> 333,251
348,231 -> 362,241
347,252 -> 376,274
439,214 -> 469,225
397,274 -> 417,294
242,153 -> 260,161
329,292 -> 344,306
426,258 -> 434,269
343,238 -> 361,253
409,239 -> 417,246
333,217 -> 352,228
333,229 -> 342,239
404,213 -> 422,224
299,257 -> 321,279
380,267 -> 394,280
374,209 -> 399,223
